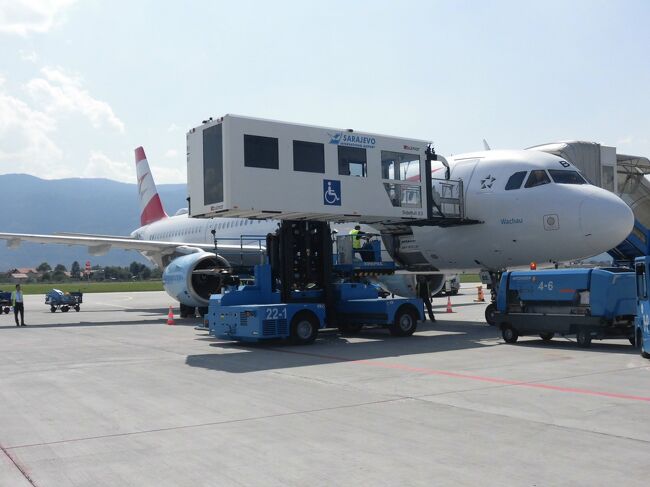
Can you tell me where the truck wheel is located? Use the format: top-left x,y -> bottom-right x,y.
74,305 -> 80,312
61,306 -> 69,312
389,306 -> 418,337
539,332 -> 554,342
3,307 -> 9,314
576,329 -> 592,348
640,331 -> 650,359
338,322 -> 363,335
485,303 -> 497,326
502,326 -> 519,344
50,306 -> 56,313
291,312 -> 319,345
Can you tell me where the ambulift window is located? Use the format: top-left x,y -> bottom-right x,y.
505,171 -> 527,190
548,170 -> 587,185
381,151 -> 420,180
244,134 -> 279,169
293,140 -> 325,173
338,146 -> 367,177
203,124 -> 223,205
524,170 -> 551,188
636,264 -> 647,299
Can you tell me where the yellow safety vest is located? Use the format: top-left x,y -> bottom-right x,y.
349,229 -> 361,249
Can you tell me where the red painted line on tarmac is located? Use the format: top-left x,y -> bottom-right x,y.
0,443 -> 38,486
268,348 -> 650,403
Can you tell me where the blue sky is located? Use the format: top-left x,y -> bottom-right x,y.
0,0 -> 648,183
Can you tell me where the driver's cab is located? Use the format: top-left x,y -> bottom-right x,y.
634,256 -> 650,359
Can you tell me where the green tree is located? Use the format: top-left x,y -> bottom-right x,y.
71,261 -> 81,279
37,262 -> 51,273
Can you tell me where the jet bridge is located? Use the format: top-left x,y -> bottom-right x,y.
186,115 -> 476,228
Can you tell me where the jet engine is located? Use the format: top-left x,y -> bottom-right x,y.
162,251 -> 229,309
371,274 -> 446,298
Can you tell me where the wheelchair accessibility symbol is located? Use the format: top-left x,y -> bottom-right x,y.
323,179 -> 341,206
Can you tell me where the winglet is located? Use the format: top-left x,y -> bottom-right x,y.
135,147 -> 168,226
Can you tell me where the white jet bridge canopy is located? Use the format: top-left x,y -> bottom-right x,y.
187,115 -> 470,226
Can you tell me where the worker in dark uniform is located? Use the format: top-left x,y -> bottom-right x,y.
11,284 -> 26,326
417,276 -> 435,322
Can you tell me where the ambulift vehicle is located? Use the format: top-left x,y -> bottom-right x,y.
45,289 -> 83,312
206,221 -> 424,344
494,268 -> 636,347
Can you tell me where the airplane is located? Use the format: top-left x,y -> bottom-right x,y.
0,145 -> 634,319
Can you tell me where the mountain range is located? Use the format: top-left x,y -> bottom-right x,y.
0,174 -> 187,269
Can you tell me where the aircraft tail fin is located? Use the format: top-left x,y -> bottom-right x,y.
135,147 -> 168,226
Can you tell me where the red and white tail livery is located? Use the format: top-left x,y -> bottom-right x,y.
135,146 -> 168,226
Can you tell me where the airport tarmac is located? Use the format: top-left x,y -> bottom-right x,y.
0,286 -> 648,487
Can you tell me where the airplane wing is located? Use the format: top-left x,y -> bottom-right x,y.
0,232 -> 265,257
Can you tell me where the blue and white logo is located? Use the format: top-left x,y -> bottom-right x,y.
328,132 -> 342,144
323,179 -> 341,206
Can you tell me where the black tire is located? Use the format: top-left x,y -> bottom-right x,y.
74,305 -> 80,312
629,336 -> 637,347
61,306 -> 69,312
539,332 -> 554,342
338,322 -> 363,335
50,306 -> 56,313
640,330 -> 650,359
290,312 -> 319,345
180,303 -> 194,318
502,326 -> 519,343
389,306 -> 418,337
576,329 -> 592,348
485,303 -> 497,326
3,307 -> 9,314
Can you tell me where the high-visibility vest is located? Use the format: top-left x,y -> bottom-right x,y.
349,229 -> 361,249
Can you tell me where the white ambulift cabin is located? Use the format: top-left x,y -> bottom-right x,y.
187,115 -> 473,227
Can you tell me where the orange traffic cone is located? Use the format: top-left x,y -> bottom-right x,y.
167,306 -> 175,326
474,285 -> 485,302
446,295 -> 454,313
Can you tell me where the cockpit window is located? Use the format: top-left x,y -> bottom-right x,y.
548,169 -> 587,185
524,170 -> 551,188
505,171 -> 527,190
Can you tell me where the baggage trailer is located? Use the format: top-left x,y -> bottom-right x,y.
207,221 -> 424,344
45,289 -> 83,312
495,268 -> 636,347
0,290 -> 11,314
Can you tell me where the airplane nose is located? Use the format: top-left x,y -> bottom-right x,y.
579,191 -> 634,252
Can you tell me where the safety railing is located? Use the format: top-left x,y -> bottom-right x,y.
431,178 -> 464,219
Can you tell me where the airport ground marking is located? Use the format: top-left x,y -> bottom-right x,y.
0,443 -> 38,486
265,348 -> 650,404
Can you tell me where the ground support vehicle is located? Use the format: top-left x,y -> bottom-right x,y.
207,221 -> 423,344
45,289 -> 83,312
495,268 -> 636,347
633,256 -> 650,359
0,291 -> 11,313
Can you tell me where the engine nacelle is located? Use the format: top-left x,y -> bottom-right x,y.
372,274 -> 446,298
162,252 -> 228,307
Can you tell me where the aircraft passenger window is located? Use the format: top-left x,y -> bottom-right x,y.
381,151 -> 420,180
524,170 -> 551,188
548,170 -> 587,185
244,134 -> 279,169
293,140 -> 325,173
338,146 -> 367,177
505,171 -> 527,190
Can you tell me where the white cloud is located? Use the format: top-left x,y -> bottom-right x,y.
19,49 -> 38,62
167,123 -> 181,133
82,151 -> 132,182
0,0 -> 78,36
0,84 -> 65,177
164,149 -> 178,158
26,66 -> 125,132
151,164 -> 186,184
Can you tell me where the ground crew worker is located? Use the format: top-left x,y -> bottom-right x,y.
417,276 -> 436,322
11,284 -> 26,327
349,225 -> 363,259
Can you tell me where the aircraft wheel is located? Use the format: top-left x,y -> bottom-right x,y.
338,322 -> 363,336
50,306 -> 56,313
198,306 -> 208,318
576,329 -> 592,348
502,326 -> 519,343
485,303 -> 497,326
290,312 -> 319,345
539,332 -> 554,342
389,306 -> 418,337
179,304 -> 194,318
